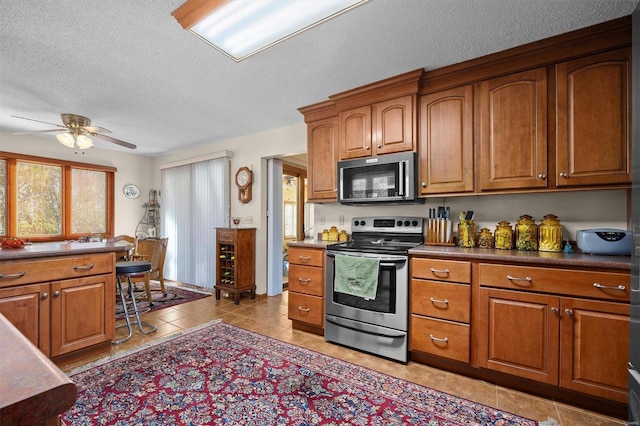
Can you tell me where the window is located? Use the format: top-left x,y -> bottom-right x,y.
0,152 -> 115,241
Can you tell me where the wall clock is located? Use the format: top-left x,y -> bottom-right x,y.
235,167 -> 253,203
123,183 -> 140,199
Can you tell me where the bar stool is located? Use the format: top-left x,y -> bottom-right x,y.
113,261 -> 158,344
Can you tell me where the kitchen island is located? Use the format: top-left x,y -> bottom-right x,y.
0,241 -> 129,359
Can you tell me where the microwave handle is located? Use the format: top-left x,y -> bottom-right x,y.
398,160 -> 406,197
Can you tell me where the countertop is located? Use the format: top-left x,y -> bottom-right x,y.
286,240 -> 631,271
0,241 -> 130,260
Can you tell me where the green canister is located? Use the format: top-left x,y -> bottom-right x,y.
494,221 -> 513,250
515,214 -> 538,251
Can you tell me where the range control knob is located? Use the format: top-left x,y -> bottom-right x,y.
359,220 -> 366,226
404,220 -> 410,227
396,220 -> 403,227
412,220 -> 418,226
353,220 -> 360,226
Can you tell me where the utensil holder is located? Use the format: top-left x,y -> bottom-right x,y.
425,218 -> 454,246
457,220 -> 476,248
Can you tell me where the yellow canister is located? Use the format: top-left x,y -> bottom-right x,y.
457,220 -> 476,248
538,214 -> 563,252
339,230 -> 349,242
328,226 -> 339,241
515,214 -> 538,251
477,228 -> 494,249
494,221 -> 513,250
321,229 -> 329,241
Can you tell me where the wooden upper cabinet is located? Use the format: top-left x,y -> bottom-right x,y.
307,116 -> 339,202
479,67 -> 548,191
339,95 -> 415,160
419,85 -> 474,195
556,48 -> 631,187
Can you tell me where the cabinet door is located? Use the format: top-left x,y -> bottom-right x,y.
560,297 -> 629,402
373,95 -> 415,155
50,274 -> 114,357
479,68 -> 548,191
339,105 -> 372,159
556,48 -> 631,187
0,283 -> 50,356
478,288 -> 559,384
419,86 -> 474,194
307,117 -> 339,201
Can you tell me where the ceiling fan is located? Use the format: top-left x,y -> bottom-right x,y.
11,113 -> 136,150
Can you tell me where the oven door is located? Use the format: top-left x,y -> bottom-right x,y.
325,250 -> 408,331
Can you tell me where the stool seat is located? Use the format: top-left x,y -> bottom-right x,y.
116,261 -> 152,275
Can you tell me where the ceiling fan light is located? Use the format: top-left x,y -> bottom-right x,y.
56,132 -> 75,148
76,134 -> 94,150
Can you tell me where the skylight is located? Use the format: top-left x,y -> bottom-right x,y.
172,0 -> 368,62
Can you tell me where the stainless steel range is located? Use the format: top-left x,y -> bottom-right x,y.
325,216 -> 424,363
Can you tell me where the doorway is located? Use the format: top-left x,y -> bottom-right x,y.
282,162 -> 307,288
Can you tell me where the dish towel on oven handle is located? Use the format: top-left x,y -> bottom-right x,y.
334,254 -> 379,300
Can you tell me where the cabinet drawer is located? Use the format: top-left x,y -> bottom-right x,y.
217,229 -> 236,243
0,254 -> 114,288
288,264 -> 324,296
410,315 -> 469,363
289,247 -> 324,267
479,263 -> 629,301
411,258 -> 471,283
288,292 -> 323,327
410,279 -> 470,322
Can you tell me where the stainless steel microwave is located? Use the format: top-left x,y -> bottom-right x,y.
338,152 -> 423,205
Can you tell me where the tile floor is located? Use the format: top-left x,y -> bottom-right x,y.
55,287 -> 626,426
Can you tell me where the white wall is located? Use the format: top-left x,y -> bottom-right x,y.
1,129 -> 155,236
312,190 -> 628,242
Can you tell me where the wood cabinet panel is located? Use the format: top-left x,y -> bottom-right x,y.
288,292 -> 323,327
559,297 -> 629,402
411,258 -> 471,283
288,264 -> 323,297
419,85 -> 474,194
410,315 -> 470,363
410,280 -> 470,322
556,48 -> 631,187
50,274 -> 114,357
289,247 -> 325,267
478,263 -> 629,302
0,283 -> 50,356
307,117 -> 339,201
373,95 -> 415,155
479,68 -> 548,191
478,288 -> 560,385
339,105 -> 372,159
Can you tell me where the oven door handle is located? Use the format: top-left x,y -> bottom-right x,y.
326,315 -> 406,338
326,251 -> 407,264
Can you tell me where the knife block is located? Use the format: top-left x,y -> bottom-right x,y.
425,218 -> 455,246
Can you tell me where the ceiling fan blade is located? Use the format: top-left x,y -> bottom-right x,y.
92,133 -> 137,149
11,115 -> 65,128
12,129 -> 65,135
82,125 -> 111,134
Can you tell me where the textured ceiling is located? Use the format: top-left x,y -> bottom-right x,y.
0,0 -> 638,155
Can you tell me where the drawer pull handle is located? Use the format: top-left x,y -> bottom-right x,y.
0,272 -> 26,279
429,297 -> 449,305
430,267 -> 450,276
73,263 -> 94,271
297,306 -> 311,313
507,275 -> 532,284
298,278 -> 311,285
593,282 -> 626,291
429,334 -> 449,343
298,256 -> 312,263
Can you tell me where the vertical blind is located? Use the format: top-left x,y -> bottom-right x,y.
161,157 -> 229,289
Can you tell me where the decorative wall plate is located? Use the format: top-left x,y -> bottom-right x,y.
123,183 -> 140,199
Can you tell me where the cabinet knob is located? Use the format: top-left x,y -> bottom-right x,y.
377,145 -> 382,149
53,290 -> 60,297
421,182 -> 427,188
559,172 -> 568,178
366,146 -> 370,150
42,292 -> 48,300
564,308 -> 574,316
551,307 -> 559,315
537,173 -> 546,179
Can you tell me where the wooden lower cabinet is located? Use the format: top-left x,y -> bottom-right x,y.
0,253 -> 115,359
287,246 -> 325,334
478,286 -> 629,403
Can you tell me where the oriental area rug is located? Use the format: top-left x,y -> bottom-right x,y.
62,320 -> 538,426
122,281 -> 211,313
